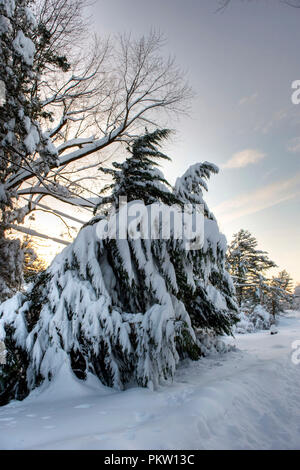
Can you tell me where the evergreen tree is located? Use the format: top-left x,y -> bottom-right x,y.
0,130 -> 238,405
277,270 -> 294,299
95,129 -> 181,209
22,236 -> 47,282
267,270 -> 294,317
0,0 -> 62,299
174,161 -> 218,218
226,229 -> 276,306
173,162 -> 238,334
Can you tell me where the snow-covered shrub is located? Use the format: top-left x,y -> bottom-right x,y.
234,311 -> 255,334
250,304 -> 272,330
234,304 -> 272,334
0,130 -> 238,405
195,329 -> 233,355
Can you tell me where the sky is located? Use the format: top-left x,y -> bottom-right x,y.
24,0 -> 300,285
85,0 -> 300,284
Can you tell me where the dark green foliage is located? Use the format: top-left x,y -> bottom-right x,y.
26,271 -> 52,331
95,129 -> 181,211
0,325 -> 29,406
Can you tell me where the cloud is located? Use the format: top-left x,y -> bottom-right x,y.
254,109 -> 288,135
213,172 -> 300,224
223,149 -> 266,169
287,137 -> 300,153
238,92 -> 258,106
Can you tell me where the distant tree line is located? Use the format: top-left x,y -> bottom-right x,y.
226,229 -> 295,317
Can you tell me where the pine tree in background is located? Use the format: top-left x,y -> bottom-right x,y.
22,236 -> 48,282
226,229 -> 255,306
226,229 -> 276,306
0,130 -> 238,405
267,270 -> 294,317
277,270 -> 294,300
227,230 -> 295,333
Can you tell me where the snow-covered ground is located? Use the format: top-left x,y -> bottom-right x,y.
0,311 -> 300,450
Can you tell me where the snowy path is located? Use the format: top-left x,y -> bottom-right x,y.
0,311 -> 300,450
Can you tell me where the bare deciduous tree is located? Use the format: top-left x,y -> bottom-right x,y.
7,4 -> 192,213
0,0 -> 192,299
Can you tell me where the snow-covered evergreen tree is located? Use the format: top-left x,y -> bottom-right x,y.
96,129 -> 181,209
267,270 -> 294,317
226,229 -> 276,306
0,130 -> 238,405
276,270 -> 294,304
173,161 -> 238,334
0,0 -> 60,299
174,161 -> 218,218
